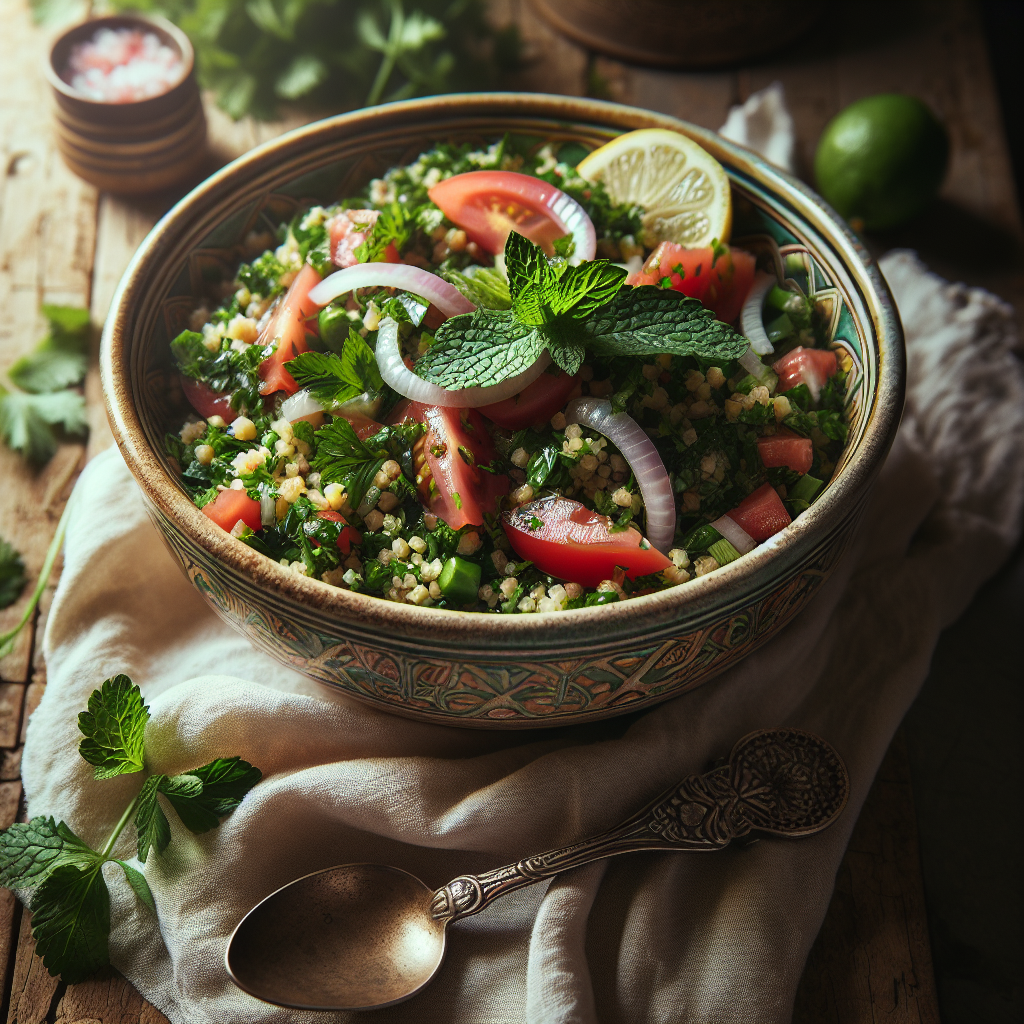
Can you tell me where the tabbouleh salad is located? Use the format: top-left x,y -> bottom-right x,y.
166,130 -> 850,614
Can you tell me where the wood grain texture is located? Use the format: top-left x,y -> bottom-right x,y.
793,730 -> 940,1023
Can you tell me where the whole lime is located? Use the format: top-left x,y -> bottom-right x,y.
814,94 -> 949,231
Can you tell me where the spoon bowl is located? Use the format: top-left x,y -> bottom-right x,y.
226,864 -> 447,1011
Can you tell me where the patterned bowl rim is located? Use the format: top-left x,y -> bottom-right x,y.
101,93 -> 905,650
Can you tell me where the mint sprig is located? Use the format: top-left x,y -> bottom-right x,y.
0,675 -> 262,982
416,233 -> 748,389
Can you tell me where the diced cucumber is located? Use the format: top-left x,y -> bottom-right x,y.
437,556 -> 482,605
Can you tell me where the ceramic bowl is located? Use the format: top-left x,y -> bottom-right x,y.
101,94 -> 903,729
46,13 -> 208,195
527,0 -> 821,69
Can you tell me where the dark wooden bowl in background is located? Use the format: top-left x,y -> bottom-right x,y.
46,13 -> 208,195
528,0 -> 821,68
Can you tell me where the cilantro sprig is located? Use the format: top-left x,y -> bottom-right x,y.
0,675 -> 261,982
0,305 -> 89,465
416,233 -> 749,389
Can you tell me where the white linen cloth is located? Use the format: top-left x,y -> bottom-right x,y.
20,250 -> 1023,1023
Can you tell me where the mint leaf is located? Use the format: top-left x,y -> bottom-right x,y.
582,285 -> 748,362
77,675 -> 149,779
42,305 -> 90,345
504,230 -> 549,301
115,861 -> 155,912
134,775 -> 170,863
161,757 -> 261,834
30,862 -> 109,983
549,341 -> 587,376
0,537 -> 26,609
286,333 -> 383,407
0,817 -> 100,889
415,310 -> 545,389
549,260 -> 626,320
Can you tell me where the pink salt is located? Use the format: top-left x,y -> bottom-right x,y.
62,27 -> 184,103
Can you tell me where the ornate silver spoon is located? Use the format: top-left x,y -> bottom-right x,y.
225,727 -> 848,1012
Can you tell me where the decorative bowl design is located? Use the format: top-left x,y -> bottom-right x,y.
101,94 -> 904,728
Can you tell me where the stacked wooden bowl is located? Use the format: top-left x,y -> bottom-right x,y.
46,14 -> 208,196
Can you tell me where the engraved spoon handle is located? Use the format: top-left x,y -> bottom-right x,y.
431,727 -> 849,923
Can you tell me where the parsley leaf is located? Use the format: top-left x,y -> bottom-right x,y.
30,863 -> 110,984
160,758 -> 262,833
0,388 -> 88,465
0,538 -> 26,609
0,817 -> 100,889
285,332 -> 383,407
8,305 -> 91,394
353,202 -> 411,263
77,675 -> 148,779
312,417 -> 423,509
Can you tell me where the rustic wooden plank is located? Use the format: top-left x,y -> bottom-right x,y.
0,0 -> 94,685
0,782 -> 23,1024
53,973 -> 171,1024
492,0 -> 588,96
793,729 -> 940,1024
7,912 -> 59,1024
0,691 -> 23,751
0,750 -> 22,783
591,57 -> 737,133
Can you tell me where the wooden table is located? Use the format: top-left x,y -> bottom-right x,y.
0,0 -> 1018,1019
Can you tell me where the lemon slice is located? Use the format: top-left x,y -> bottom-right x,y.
577,128 -> 732,249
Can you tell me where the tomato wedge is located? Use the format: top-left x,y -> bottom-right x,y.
316,510 -> 361,555
626,242 -> 756,323
504,496 -> 672,587
772,346 -> 838,396
725,483 -> 791,542
180,376 -> 234,421
428,171 -> 571,256
258,264 -> 322,397
757,427 -> 813,475
478,369 -> 580,430
391,401 -> 509,530
202,489 -> 262,533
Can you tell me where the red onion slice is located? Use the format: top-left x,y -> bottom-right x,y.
307,263 -> 477,317
710,514 -> 757,555
376,317 -> 552,408
741,271 -> 777,355
564,397 -> 676,553
739,346 -> 779,390
545,186 -> 597,265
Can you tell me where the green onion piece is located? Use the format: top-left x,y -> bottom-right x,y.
784,253 -> 805,275
766,313 -> 794,344
708,538 -> 742,565
766,284 -> 796,313
437,556 -> 481,605
732,374 -> 758,395
585,591 -> 620,607
680,523 -> 722,553
789,473 -> 824,503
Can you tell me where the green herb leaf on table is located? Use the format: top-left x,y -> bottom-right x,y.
134,775 -> 171,864
8,305 -> 91,394
77,675 -> 149,779
30,862 -> 110,984
0,674 -> 264,982
0,538 -> 26,609
0,388 -> 88,465
160,758 -> 262,833
0,817 -> 101,889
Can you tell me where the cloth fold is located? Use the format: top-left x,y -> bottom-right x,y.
20,248 -> 1023,1023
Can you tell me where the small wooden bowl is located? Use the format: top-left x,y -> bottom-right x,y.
46,13 -> 208,195
528,0 -> 820,69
